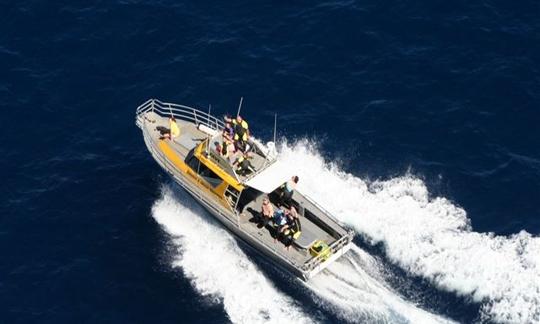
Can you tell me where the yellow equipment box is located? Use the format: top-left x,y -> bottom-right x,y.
309,240 -> 332,261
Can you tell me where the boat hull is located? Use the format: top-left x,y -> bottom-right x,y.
136,99 -> 354,280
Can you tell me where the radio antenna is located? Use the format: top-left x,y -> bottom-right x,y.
273,113 -> 277,144
207,104 -> 211,127
206,104 -> 211,154
236,97 -> 243,117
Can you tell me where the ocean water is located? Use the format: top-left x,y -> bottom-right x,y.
2,1 -> 539,323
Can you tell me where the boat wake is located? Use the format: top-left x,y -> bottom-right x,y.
151,185 -> 312,324
277,139 -> 540,324
151,184 -> 451,323
304,245 -> 454,323
149,138 -> 539,323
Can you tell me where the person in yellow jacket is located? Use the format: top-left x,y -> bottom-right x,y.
233,152 -> 255,176
169,117 -> 180,139
225,115 -> 249,150
157,117 -> 180,140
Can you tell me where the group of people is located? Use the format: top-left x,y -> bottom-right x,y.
258,176 -> 301,249
216,115 -> 254,176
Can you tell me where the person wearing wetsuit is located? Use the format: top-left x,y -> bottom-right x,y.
233,153 -> 255,176
225,115 -> 249,151
280,175 -> 299,207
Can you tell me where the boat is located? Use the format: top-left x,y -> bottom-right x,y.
135,99 -> 354,280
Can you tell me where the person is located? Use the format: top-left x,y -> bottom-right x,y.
259,196 -> 274,228
156,117 -> 180,140
170,117 -> 180,139
215,141 -> 223,154
233,152 -> 255,176
222,122 -> 234,142
279,175 -> 299,206
222,139 -> 236,163
273,207 -> 288,243
282,206 -> 301,249
225,115 -> 249,149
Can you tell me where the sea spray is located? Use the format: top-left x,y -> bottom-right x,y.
151,185 -> 312,324
278,139 -> 540,324
305,245 -> 455,323
152,184 -> 453,323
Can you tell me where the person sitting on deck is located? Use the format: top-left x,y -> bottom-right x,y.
225,115 -> 249,150
258,196 -> 274,228
233,152 -> 255,176
273,207 -> 288,243
281,206 -> 301,249
156,117 -> 180,140
279,175 -> 299,207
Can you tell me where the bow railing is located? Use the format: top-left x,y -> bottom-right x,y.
136,99 -> 224,131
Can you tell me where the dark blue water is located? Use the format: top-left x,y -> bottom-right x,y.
2,1 -> 539,323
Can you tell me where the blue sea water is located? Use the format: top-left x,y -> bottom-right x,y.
2,1 -> 540,323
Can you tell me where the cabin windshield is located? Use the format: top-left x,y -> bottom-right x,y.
186,154 -> 223,188
197,131 -> 276,184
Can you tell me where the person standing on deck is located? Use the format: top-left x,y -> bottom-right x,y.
259,196 -> 274,228
225,115 -> 249,151
279,176 -> 299,207
169,117 -> 180,139
223,121 -> 234,142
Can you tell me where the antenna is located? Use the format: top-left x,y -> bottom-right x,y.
206,104 -> 211,154
207,104 -> 211,128
273,113 -> 277,144
236,97 -> 243,117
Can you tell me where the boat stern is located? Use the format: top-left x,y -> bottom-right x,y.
300,229 -> 355,280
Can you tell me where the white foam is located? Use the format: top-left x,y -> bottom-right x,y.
151,185 -> 312,324
277,139 -> 540,324
306,245 -> 455,323
151,184 -> 451,324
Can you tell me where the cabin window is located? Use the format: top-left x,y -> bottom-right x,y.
186,156 -> 223,188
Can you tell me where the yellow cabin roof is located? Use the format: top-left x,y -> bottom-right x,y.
194,140 -> 244,192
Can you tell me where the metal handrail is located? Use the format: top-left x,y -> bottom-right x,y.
137,99 -> 280,185
302,231 -> 353,272
301,192 -> 347,229
136,99 -> 225,131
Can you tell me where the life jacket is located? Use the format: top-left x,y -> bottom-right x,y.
233,119 -> 249,141
284,218 -> 301,237
170,120 -> 180,138
236,156 -> 248,170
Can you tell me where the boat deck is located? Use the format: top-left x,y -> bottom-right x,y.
142,111 -> 271,183
141,111 -> 207,156
239,194 -> 337,266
